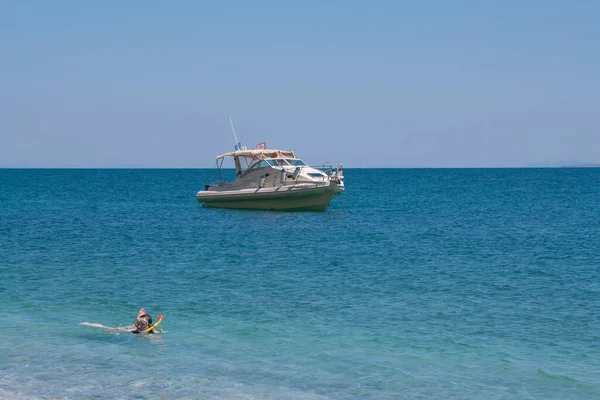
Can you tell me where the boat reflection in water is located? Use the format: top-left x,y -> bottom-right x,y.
196,145 -> 344,211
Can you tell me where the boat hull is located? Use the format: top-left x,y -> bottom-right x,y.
196,183 -> 341,211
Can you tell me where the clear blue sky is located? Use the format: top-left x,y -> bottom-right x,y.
1,0 -> 598,167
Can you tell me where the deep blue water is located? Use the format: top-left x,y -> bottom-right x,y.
1,168 -> 599,399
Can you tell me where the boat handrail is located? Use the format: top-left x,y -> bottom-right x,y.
309,164 -> 336,176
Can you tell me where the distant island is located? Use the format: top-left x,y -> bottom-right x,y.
527,159 -> 600,168
560,163 -> 600,168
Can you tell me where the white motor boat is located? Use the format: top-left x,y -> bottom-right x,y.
196,147 -> 344,210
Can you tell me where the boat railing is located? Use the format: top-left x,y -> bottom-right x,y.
310,162 -> 344,181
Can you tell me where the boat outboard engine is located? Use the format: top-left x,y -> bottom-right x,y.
292,167 -> 301,180
280,169 -> 286,185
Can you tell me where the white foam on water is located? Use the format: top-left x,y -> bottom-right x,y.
79,322 -> 134,333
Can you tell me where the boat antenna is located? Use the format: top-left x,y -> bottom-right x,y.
229,116 -> 242,150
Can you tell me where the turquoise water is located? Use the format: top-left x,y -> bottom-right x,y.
1,168 -> 599,399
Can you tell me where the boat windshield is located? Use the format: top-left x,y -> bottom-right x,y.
265,158 -> 306,167
223,156 -> 308,179
285,159 -> 306,166
239,158 -> 275,174
254,160 -> 272,168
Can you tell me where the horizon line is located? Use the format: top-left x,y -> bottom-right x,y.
2,165 -> 599,170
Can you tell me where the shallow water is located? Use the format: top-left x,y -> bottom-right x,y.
1,168 -> 599,399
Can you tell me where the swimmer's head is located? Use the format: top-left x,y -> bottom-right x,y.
134,316 -> 150,331
134,308 -> 152,332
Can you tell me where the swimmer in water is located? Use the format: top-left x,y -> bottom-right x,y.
132,308 -> 153,333
80,308 -> 163,333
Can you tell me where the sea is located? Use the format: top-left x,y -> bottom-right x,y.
1,168 -> 599,399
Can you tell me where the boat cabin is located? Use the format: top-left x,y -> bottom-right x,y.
215,149 -> 307,179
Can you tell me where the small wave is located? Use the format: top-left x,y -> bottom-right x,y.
537,369 -> 580,383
